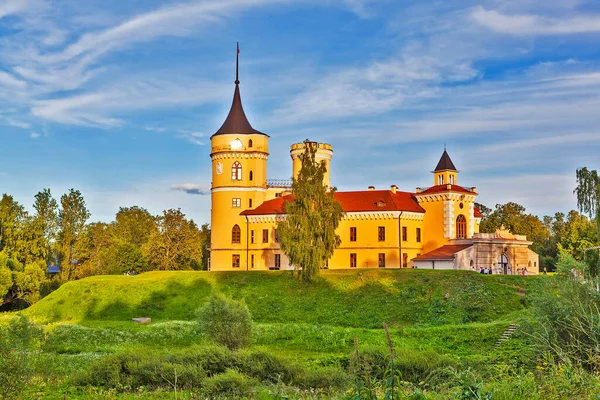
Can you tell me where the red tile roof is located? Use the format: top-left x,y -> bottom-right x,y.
474,207 -> 483,218
417,184 -> 476,195
241,189 -> 425,216
412,244 -> 473,261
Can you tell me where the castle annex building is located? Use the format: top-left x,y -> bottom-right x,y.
209,50 -> 539,275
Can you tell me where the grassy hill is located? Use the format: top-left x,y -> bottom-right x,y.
25,269 -> 535,327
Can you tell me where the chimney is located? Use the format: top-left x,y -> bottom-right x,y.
471,187 -> 477,193
415,187 -> 421,193
368,186 -> 375,191
390,185 -> 398,194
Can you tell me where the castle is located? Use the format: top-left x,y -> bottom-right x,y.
209,49 -> 539,274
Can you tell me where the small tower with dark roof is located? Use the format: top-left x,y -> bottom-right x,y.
432,149 -> 459,187
209,43 -> 270,271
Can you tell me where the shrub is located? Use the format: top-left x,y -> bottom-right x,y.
295,366 -> 351,390
530,254 -> 600,371
0,316 -> 41,399
75,345 -> 305,392
236,348 -> 301,384
197,292 -> 253,350
75,349 -> 206,390
201,369 -> 257,397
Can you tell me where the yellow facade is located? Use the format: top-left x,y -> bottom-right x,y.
207,69 -> 503,272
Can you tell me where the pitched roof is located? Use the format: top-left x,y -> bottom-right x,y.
241,189 -> 425,216
211,46 -> 267,138
417,184 -> 476,195
412,244 -> 473,261
211,84 -> 266,138
434,150 -> 457,172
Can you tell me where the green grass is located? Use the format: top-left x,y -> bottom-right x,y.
8,269 -> 559,398
24,269 -> 536,327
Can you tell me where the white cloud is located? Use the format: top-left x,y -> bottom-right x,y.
0,0 -> 30,19
0,71 -> 27,89
5,118 -> 31,129
471,6 -> 600,35
177,131 -> 205,146
30,79 -> 224,126
29,131 -> 40,138
271,54 -> 478,125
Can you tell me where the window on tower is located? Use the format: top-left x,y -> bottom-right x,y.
248,139 -> 253,148
232,225 -> 241,244
438,175 -> 443,185
456,215 -> 467,239
450,175 -> 455,184
249,171 -> 253,181
232,162 -> 242,180
232,198 -> 241,208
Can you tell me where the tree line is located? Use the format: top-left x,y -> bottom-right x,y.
0,188 -> 210,309
477,166 -> 600,272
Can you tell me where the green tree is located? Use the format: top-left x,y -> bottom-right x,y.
199,223 -> 211,270
197,292 -> 253,350
33,189 -> 58,243
58,189 -> 91,280
143,209 -> 204,270
0,194 -> 27,259
113,206 -> 156,247
277,140 -> 344,281
74,222 -> 115,277
575,167 -> 600,226
0,263 -> 11,301
479,202 -> 550,253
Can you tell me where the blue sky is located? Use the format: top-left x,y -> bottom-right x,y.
1,0 -> 600,224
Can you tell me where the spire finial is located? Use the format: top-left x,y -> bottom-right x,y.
235,42 -> 240,85
444,143 -> 446,151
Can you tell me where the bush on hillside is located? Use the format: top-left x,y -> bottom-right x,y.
531,254 -> 600,371
197,292 -> 253,350
75,344 -> 349,394
201,369 -> 257,397
0,315 -> 42,399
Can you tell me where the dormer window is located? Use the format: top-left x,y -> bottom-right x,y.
376,200 -> 386,207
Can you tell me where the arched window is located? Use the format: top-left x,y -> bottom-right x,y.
450,175 -> 455,184
231,162 -> 242,180
248,139 -> 253,148
456,215 -> 467,239
231,225 -> 241,244
469,260 -> 474,268
249,171 -> 253,181
438,175 -> 443,185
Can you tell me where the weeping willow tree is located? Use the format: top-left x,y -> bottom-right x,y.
277,140 -> 344,281
575,167 -> 600,278
575,167 -> 600,226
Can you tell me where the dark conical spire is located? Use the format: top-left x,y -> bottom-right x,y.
211,43 -> 267,138
434,149 -> 457,172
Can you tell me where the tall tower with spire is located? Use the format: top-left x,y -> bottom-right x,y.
209,43 -> 269,271
414,149 -> 478,253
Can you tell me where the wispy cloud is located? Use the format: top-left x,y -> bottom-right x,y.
0,0 -> 31,19
177,131 -> 205,146
171,183 -> 210,195
471,6 -> 600,35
